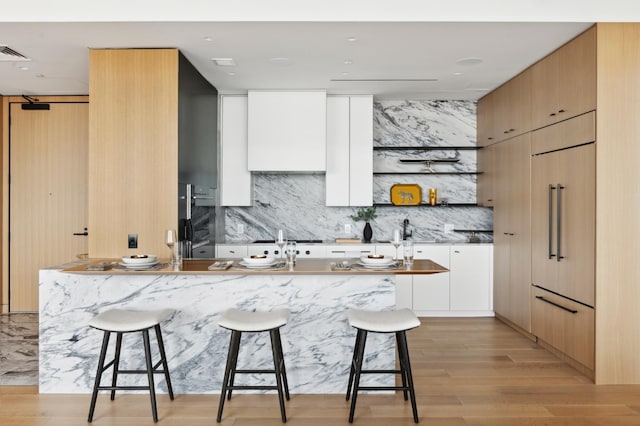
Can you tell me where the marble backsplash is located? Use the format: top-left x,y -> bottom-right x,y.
221,100 -> 492,243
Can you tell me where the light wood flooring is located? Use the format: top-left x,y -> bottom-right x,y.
2,317 -> 640,425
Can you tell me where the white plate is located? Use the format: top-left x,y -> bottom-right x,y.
359,256 -> 395,266
121,254 -> 157,265
356,262 -> 397,269
242,256 -> 277,265
119,261 -> 160,269
238,261 -> 282,269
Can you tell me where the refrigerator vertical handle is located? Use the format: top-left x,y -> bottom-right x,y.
186,184 -> 192,220
557,183 -> 564,261
548,184 -> 556,259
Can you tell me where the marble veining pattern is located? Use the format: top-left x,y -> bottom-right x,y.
0,313 -> 39,386
223,100 -> 492,244
39,269 -> 395,394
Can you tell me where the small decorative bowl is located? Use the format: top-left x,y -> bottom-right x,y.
121,254 -> 157,264
242,255 -> 277,265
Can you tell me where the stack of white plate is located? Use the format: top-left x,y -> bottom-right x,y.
120,254 -> 159,269
239,255 -> 278,269
357,255 -> 396,269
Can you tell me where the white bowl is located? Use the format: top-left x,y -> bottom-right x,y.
242,255 -> 277,265
121,254 -> 157,265
359,255 -> 393,265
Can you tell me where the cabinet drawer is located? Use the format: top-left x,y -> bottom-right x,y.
327,245 -> 374,258
531,287 -> 594,369
216,245 -> 248,259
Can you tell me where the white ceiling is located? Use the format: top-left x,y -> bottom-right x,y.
3,0 -> 637,100
0,21 -> 595,100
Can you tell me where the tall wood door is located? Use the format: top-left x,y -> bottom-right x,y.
9,102 -> 88,311
492,134 -> 531,331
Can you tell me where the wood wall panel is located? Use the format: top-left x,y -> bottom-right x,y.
88,49 -> 179,258
595,23 -> 640,384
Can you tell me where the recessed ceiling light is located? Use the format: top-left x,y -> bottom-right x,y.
227,72 -> 236,76
453,72 -> 462,76
211,58 -> 236,67
341,72 -> 350,76
343,60 -> 353,65
347,37 -> 357,42
19,66 -> 29,71
456,57 -> 483,66
269,57 -> 293,67
203,36 -> 213,42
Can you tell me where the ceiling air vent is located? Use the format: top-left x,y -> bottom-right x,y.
0,45 -> 31,62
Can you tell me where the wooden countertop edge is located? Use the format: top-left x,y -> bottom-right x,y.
61,258 -> 448,275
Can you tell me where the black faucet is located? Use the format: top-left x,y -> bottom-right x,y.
402,218 -> 412,240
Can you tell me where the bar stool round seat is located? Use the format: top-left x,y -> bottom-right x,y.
217,308 -> 291,423
88,308 -> 174,332
347,308 -> 421,333
346,308 -> 421,423
218,308 -> 290,332
87,308 -> 175,423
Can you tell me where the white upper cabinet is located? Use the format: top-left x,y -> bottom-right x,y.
247,90 -> 327,172
325,95 -> 373,206
220,95 -> 252,206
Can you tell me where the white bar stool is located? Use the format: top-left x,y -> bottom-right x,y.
217,308 -> 291,423
345,308 -> 421,423
87,308 -> 174,423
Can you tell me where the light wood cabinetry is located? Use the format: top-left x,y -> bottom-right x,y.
491,134 -> 531,331
492,69 -> 532,142
532,286 -> 595,370
325,95 -> 373,206
247,90 -> 327,172
476,144 -> 494,207
476,92 -> 496,147
89,49 -> 179,258
220,96 -> 252,206
531,117 -> 595,307
531,27 -> 596,130
493,133 -> 531,331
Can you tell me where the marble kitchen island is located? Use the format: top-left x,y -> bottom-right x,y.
39,259 -> 446,394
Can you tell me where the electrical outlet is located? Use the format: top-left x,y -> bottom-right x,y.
344,224 -> 352,234
237,224 -> 245,234
444,224 -> 454,234
128,234 -> 138,249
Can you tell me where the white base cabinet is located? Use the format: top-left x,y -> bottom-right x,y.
395,244 -> 494,317
450,245 -> 493,312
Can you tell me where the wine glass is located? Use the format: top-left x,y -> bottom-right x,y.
165,229 -> 177,262
391,229 -> 402,261
276,229 -> 286,260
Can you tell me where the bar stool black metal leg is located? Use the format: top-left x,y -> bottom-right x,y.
348,330 -> 368,423
398,331 -> 419,423
154,324 -> 174,400
142,329 -> 159,423
270,329 -> 287,423
226,330 -> 242,401
110,332 -> 123,401
217,330 -> 240,422
346,329 -> 364,401
273,328 -> 290,400
88,331 -> 111,422
396,331 -> 409,401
